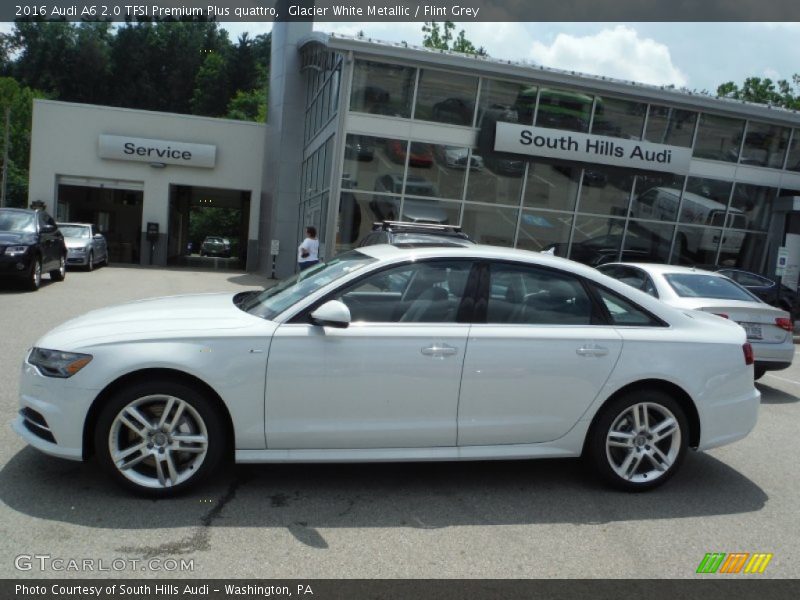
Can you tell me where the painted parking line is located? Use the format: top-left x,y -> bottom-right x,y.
765,373 -> 800,386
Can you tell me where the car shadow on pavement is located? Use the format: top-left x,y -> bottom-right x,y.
756,382 -> 800,404
0,447 -> 767,543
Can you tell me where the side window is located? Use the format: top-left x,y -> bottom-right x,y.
487,264 -> 593,325
37,212 -> 49,230
333,261 -> 472,323
594,286 -> 663,326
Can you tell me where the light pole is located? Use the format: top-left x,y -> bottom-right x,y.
0,105 -> 10,208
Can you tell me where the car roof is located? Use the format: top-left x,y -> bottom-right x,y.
600,262 -> 721,276
57,222 -> 91,227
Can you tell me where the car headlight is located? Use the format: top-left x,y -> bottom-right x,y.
71,246 -> 87,254
4,245 -> 29,256
28,348 -> 93,378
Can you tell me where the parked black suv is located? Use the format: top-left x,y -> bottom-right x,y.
0,208 -> 67,291
357,221 -> 475,248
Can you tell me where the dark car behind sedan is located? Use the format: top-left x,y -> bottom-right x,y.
0,208 -> 66,290
714,267 -> 799,320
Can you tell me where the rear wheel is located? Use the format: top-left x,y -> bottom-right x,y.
50,255 -> 66,281
587,390 -> 688,492
94,379 -> 226,497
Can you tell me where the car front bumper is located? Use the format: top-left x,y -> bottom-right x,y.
0,252 -> 34,278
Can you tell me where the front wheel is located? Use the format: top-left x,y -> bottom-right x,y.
94,380 -> 226,496
587,390 -> 688,492
26,257 -> 42,291
87,251 -> 94,271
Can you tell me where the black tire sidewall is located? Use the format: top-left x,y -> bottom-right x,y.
587,390 -> 689,492
94,379 -> 227,497
27,257 -> 42,291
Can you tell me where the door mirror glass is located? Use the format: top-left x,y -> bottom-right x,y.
310,300 -> 351,328
41,223 -> 57,233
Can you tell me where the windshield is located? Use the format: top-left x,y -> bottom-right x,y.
239,251 -> 377,320
59,225 -> 90,238
0,211 -> 36,233
664,273 -> 761,302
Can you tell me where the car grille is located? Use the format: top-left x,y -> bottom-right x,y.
20,407 -> 56,444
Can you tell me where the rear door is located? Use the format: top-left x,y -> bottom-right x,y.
458,262 -> 623,446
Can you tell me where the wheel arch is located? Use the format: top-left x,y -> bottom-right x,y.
583,379 -> 700,454
82,368 -> 235,461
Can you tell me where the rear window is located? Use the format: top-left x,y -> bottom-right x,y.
664,273 -> 760,301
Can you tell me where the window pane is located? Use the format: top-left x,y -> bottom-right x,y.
409,144 -> 469,200
664,273 -> 756,301
730,183 -> 777,232
576,166 -> 635,217
335,191 -> 399,253
487,264 -> 593,325
591,96 -> 647,140
467,148 -> 525,205
693,113 -> 745,162
461,203 -> 518,247
336,261 -> 472,323
644,105 -> 697,147
516,210 -> 573,252
624,220 -> 675,263
523,162 -> 580,211
680,177 -> 732,225
629,172 -> 685,221
478,78 -> 533,126
786,130 -> 800,171
568,215 -> 625,266
400,198 -> 461,226
595,287 -> 661,326
535,88 -> 593,133
740,122 -> 789,168
672,225 -> 720,265
415,69 -> 478,126
343,134 -> 405,203
718,232 -> 768,272
350,60 -> 415,118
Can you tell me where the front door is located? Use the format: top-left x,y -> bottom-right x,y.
265,260 -> 474,449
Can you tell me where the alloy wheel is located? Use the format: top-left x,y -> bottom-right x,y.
605,402 -> 681,484
108,394 -> 209,489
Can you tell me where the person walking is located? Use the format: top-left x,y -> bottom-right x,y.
297,226 -> 320,271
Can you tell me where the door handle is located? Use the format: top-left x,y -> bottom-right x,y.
421,344 -> 458,357
576,345 -> 609,357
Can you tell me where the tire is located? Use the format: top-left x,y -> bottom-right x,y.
754,366 -> 767,381
50,254 -> 66,282
86,251 -> 94,271
94,379 -> 227,497
26,257 -> 42,291
586,389 -> 689,492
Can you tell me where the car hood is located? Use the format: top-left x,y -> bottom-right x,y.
64,237 -> 90,247
36,293 -> 273,350
0,232 -> 35,245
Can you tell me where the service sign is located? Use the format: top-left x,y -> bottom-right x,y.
494,122 -> 692,175
98,135 -> 216,168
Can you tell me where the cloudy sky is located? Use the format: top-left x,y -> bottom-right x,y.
230,21 -> 799,94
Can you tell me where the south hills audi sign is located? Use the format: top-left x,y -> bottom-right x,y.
494,122 -> 692,174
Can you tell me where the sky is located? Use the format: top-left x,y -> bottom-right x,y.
2,21 -> 798,94
227,21 -> 800,94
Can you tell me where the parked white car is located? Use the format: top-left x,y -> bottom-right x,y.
14,245 -> 759,496
597,263 -> 794,380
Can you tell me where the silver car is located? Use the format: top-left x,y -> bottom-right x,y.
598,263 -> 794,380
58,223 -> 108,271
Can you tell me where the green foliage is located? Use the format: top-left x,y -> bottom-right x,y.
227,87 -> 267,122
0,76 -> 49,207
421,21 -> 486,56
716,75 -> 800,109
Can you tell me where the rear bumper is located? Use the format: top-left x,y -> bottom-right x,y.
697,386 -> 761,451
755,360 -> 791,373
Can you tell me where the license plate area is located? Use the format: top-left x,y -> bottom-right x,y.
739,322 -> 763,340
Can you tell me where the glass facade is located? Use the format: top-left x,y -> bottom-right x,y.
336,58 -> 800,275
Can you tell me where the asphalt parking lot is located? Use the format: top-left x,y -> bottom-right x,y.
0,265 -> 799,579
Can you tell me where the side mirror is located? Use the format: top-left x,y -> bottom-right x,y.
93,233 -> 104,239
310,300 -> 351,328
42,224 -> 57,233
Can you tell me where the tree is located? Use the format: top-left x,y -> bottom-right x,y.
422,21 -> 486,56
226,87 -> 267,122
716,75 -> 800,109
191,51 -> 230,116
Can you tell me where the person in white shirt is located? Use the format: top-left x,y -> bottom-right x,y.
297,226 -> 320,271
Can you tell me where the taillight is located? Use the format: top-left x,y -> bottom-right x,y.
714,313 -> 729,319
775,317 -> 793,332
743,343 -> 754,366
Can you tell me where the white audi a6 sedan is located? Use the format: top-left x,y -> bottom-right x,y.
596,263 -> 794,381
13,245 -> 760,496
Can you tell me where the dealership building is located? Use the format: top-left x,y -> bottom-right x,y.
28,22 -> 800,288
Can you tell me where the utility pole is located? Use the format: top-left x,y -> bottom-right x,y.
0,106 -> 10,208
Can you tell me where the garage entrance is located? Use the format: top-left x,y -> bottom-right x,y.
168,185 -> 251,269
55,177 -> 144,264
